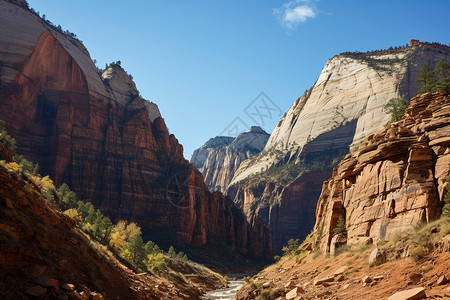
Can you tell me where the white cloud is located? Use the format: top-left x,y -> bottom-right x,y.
274,0 -> 317,30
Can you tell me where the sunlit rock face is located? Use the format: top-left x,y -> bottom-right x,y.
313,92 -> 450,253
0,0 -> 273,265
227,44 -> 450,251
191,126 -> 269,193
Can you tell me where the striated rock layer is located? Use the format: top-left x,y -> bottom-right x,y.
190,126 -> 269,193
0,0 -> 273,266
227,44 -> 450,251
313,92 -> 450,253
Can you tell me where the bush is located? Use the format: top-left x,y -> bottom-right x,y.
410,245 -> 426,262
383,98 -> 409,122
147,253 -> 166,272
282,239 -> 300,256
332,214 -> 346,234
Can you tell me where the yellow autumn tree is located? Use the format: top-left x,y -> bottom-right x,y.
110,231 -> 126,249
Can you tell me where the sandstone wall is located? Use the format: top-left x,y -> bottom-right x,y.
0,0 -> 273,265
313,93 -> 450,253
227,45 -> 450,252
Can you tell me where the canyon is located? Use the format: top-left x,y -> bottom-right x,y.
0,0 -> 273,269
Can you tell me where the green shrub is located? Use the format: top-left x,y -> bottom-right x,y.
282,239 -> 300,256
410,245 -> 426,262
383,98 -> 409,122
442,181 -> 450,217
332,215 -> 346,234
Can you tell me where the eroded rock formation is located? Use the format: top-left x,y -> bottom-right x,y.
191,126 -> 269,193
227,44 -> 450,251
0,0 -> 273,266
313,92 -> 450,253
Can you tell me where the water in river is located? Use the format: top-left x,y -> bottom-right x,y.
201,280 -> 245,300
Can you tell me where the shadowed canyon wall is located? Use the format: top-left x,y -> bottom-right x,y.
0,0 -> 273,267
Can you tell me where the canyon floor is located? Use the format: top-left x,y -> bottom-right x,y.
237,218 -> 450,300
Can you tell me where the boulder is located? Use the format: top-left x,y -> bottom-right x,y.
369,248 -> 385,266
313,276 -> 334,286
62,284 -> 75,292
330,234 -> 347,255
373,275 -> 385,281
44,278 -> 59,288
284,281 -> 296,290
334,266 -> 349,276
362,276 -> 372,284
437,275 -> 448,286
387,287 -> 426,300
409,273 -> 422,285
285,287 -> 303,300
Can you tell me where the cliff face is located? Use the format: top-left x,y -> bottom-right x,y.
227,44 -> 450,251
0,0 -> 272,265
313,92 -> 450,253
190,126 -> 269,193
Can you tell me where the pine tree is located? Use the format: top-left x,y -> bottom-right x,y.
434,58 -> 450,93
126,235 -> 146,267
417,65 -> 436,93
442,181 -> 450,217
333,215 -> 346,234
383,98 -> 409,122
168,246 -> 176,258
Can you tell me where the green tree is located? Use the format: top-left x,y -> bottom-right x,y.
144,241 -> 160,255
417,65 -> 436,93
442,181 -> 450,217
168,245 -> 176,258
176,251 -> 187,261
147,253 -> 166,272
333,215 -> 346,234
14,155 -> 36,174
58,183 -> 78,210
92,213 -> 113,244
85,205 -> 97,224
434,58 -> 450,93
417,58 -> 450,94
126,235 -> 146,268
383,98 -> 409,122
77,201 -> 91,219
282,239 -> 300,256
0,120 -> 16,152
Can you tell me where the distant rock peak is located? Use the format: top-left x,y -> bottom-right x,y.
190,127 -> 270,192
249,126 -> 267,134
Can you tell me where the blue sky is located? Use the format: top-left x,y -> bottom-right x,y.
27,0 -> 450,158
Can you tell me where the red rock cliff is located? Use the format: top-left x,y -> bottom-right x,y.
0,0 -> 273,266
312,92 -> 450,253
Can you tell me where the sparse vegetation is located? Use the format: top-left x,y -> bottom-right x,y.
0,120 -> 16,152
332,215 -> 346,235
442,179 -> 450,217
0,120 -> 190,276
383,98 -> 409,122
282,239 -> 300,256
417,58 -> 450,94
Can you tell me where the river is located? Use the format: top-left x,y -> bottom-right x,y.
201,280 -> 245,300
